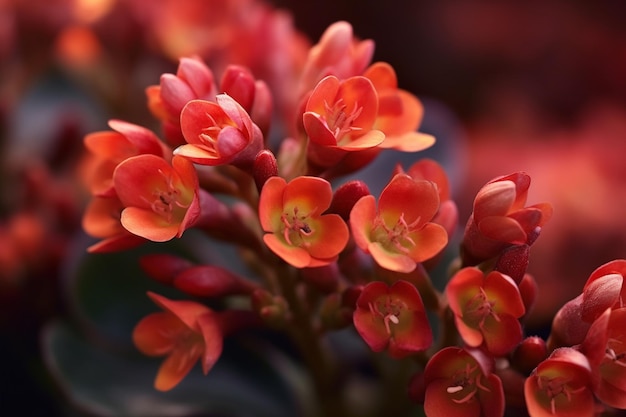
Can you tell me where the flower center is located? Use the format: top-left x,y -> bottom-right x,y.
536,375 -> 585,415
146,169 -> 190,224
281,206 -> 314,247
604,338 -> 626,367
198,112 -> 233,157
324,98 -> 363,144
464,288 -> 499,330
368,296 -> 405,335
372,213 -> 420,255
446,362 -> 491,404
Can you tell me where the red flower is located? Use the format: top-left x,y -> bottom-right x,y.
446,268 -> 525,356
132,292 -> 223,391
353,280 -> 432,358
461,172 -> 552,265
350,174 -> 448,273
258,176 -> 349,268
524,347 -> 594,417
363,62 -> 435,152
113,154 -> 200,242
423,347 -> 504,417
177,95 -> 264,169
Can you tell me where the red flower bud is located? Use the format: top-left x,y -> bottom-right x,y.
512,336 -> 548,375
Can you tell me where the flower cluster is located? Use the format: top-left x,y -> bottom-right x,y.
79,17 -> 626,417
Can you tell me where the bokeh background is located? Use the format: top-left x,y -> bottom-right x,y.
2,0 -> 626,415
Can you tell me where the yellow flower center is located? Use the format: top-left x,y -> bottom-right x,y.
281,206 -> 313,247
372,212 -> 419,255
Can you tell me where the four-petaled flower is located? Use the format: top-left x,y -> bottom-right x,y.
423,347 -> 505,417
524,347 -> 594,417
353,280 -> 432,358
132,292 -> 223,391
177,94 -> 263,169
113,154 -> 200,242
303,75 -> 385,168
350,174 -> 448,273
446,267 -> 525,356
259,175 -> 349,268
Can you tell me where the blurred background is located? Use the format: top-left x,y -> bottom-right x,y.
2,0 -> 626,415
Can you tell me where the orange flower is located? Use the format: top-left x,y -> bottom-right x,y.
177,95 -> 264,169
303,75 -> 384,151
363,62 -> 435,152
132,292 -> 223,391
350,174 -> 448,273
83,119 -> 170,196
81,195 -> 145,253
113,154 -> 200,242
258,176 -> 349,268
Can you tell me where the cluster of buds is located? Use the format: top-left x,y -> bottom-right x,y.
80,19 -> 626,417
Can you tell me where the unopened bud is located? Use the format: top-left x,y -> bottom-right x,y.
328,180 -> 370,221
511,336 -> 548,375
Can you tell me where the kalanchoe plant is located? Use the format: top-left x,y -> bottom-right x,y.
75,16 -> 626,417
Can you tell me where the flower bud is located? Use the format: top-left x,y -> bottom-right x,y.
327,180 -> 370,221
252,149 -> 278,192
173,265 -> 258,297
511,336 -> 548,375
139,253 -> 194,285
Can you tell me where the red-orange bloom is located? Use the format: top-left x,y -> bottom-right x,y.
132,292 -> 222,391
113,154 -> 200,242
303,75 -> 385,167
350,174 -> 448,273
446,268 -> 525,356
258,176 -> 349,268
423,347 -> 504,417
461,172 -> 553,265
83,119 -> 170,196
524,348 -> 594,417
177,95 -> 263,169
353,280 -> 432,358
363,62 -> 435,152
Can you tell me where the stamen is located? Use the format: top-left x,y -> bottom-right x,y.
281,206 -> 314,247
